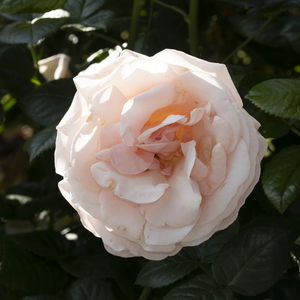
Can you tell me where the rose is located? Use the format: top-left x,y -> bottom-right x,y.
38,53 -> 71,81
55,49 -> 267,260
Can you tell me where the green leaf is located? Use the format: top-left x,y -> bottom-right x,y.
195,220 -> 239,264
23,122 -> 57,161
11,231 -> 71,261
60,252 -> 122,279
295,236 -> 300,246
247,0 -> 300,17
163,274 -> 234,300
0,0 -> 68,14
246,78 -> 300,120
0,18 -> 68,44
23,295 -> 65,300
281,16 -> 300,55
82,10 -> 114,30
64,0 -> 107,22
212,226 -> 289,296
0,44 -> 34,97
262,146 -> 300,213
230,15 -> 288,48
135,248 -> 202,288
65,278 -> 115,300
21,78 -> 75,126
0,236 -> 69,295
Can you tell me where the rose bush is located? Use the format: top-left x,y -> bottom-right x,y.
55,49 -> 267,260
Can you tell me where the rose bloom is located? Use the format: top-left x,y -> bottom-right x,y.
38,53 -> 71,81
55,49 -> 267,260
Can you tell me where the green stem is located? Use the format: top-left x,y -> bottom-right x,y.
153,0 -> 189,22
128,0 -> 143,50
138,287 -> 152,300
222,16 -> 274,64
188,0 -> 199,57
283,119 -> 300,137
91,31 -> 123,47
141,0 -> 154,53
28,44 -> 38,68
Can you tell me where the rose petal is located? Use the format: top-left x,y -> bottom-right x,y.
155,49 -> 243,107
121,83 -> 186,146
99,189 -> 146,242
140,141 -> 202,227
174,70 -> 241,153
191,157 -> 208,182
136,140 -> 181,154
109,143 -> 154,175
91,161 -> 169,204
100,122 -> 122,150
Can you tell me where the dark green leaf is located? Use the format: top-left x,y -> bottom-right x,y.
0,12 -> 38,21
24,122 -> 57,161
64,0 -> 107,22
246,79 -> 300,120
65,278 -> 115,300
163,274 -> 234,300
194,220 -> 239,263
247,0 -> 300,17
0,236 -> 69,295
0,44 -> 34,97
281,16 -> 300,54
212,226 -> 289,296
0,0 -> 68,14
23,295 -> 65,300
262,146 -> 300,213
11,231 -> 71,261
60,252 -> 122,279
135,248 -> 202,288
82,10 -> 114,30
21,78 -> 75,126
295,236 -> 300,246
230,15 -> 288,48
0,18 -> 68,44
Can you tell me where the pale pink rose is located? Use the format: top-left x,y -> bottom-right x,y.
38,54 -> 71,81
55,49 -> 267,260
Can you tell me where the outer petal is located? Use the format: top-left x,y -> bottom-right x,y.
155,49 -> 243,107
91,161 -> 169,204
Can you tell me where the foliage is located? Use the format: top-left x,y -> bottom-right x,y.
0,0 -> 300,299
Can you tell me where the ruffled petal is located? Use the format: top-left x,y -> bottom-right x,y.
121,83 -> 186,146
140,141 -> 202,227
91,161 -> 169,204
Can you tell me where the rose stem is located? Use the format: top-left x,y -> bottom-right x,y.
141,0 -> 154,53
28,44 -> 38,68
222,16 -> 274,64
91,32 -> 123,47
128,0 -> 143,50
188,0 -> 199,57
282,119 -> 300,137
152,0 -> 189,21
138,287 -> 152,300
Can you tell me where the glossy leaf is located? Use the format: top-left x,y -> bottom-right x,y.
21,78 -> 75,126
82,10 -> 114,30
262,146 -> 300,213
65,278 -> 115,300
0,0 -> 68,14
0,18 -> 68,44
247,0 -> 300,17
11,230 -> 71,261
246,79 -> 300,120
0,236 -> 69,295
195,220 -> 239,263
64,0 -> 107,22
213,227 -> 289,296
24,122 -> 57,161
163,274 -> 234,300
136,248 -> 202,288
